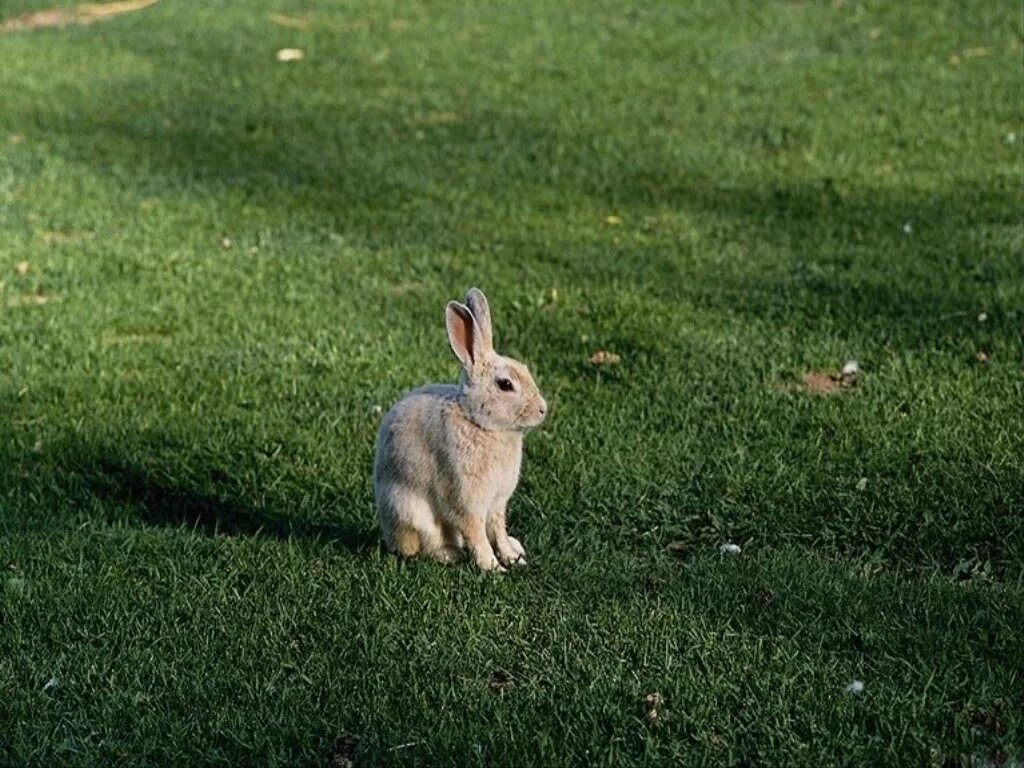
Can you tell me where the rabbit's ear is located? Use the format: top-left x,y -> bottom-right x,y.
464,288 -> 493,354
446,301 -> 482,372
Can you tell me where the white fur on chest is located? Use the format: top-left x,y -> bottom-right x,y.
447,407 -> 523,506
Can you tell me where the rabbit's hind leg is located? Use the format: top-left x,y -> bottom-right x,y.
391,523 -> 456,562
380,487 -> 465,565
380,487 -> 432,557
426,523 -> 465,564
389,489 -> 460,564
417,516 -> 465,564
389,525 -> 423,558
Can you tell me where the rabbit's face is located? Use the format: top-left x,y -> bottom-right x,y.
463,355 -> 547,432
446,288 -> 546,432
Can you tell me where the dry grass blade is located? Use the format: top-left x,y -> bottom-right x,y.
1,9 -> 72,32
0,0 -> 158,33
589,350 -> 621,366
6,294 -> 54,308
797,361 -> 862,394
78,0 -> 159,21
962,47 -> 991,59
102,332 -> 170,346
268,13 -> 309,30
801,372 -> 842,394
418,111 -> 461,125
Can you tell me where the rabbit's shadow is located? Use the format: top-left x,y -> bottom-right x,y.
84,456 -> 379,553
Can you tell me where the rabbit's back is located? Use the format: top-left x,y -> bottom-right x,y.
375,385 -> 458,494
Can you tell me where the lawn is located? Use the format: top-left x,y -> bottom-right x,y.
0,0 -> 1021,765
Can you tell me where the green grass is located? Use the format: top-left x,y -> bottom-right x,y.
1,0 -> 1022,764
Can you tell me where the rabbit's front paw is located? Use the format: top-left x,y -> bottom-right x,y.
498,537 -> 527,567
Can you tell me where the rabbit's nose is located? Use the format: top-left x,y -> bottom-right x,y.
538,398 -> 548,416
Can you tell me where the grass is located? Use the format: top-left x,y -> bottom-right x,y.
0,0 -> 1022,764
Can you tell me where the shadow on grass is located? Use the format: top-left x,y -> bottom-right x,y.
19,77 -> 1022,343
82,457 -> 379,551
2,12 -> 1020,355
0,433 -> 382,551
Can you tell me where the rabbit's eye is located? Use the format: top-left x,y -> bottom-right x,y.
496,377 -> 515,393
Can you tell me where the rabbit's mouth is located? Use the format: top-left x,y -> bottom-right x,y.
518,396 -> 547,430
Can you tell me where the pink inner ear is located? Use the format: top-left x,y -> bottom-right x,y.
450,305 -> 476,365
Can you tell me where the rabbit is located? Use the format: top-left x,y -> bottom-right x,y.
374,288 -> 547,571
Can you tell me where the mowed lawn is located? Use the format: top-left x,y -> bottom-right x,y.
1,0 -> 1021,765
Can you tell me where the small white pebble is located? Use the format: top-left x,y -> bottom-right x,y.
902,221 -> 913,235
719,543 -> 741,556
977,312 -> 988,323
845,680 -> 864,694
841,360 -> 860,376
276,48 -> 304,62
856,477 -> 868,491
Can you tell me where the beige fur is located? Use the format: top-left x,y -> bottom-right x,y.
374,288 -> 546,571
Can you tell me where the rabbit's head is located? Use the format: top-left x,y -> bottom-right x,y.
445,288 -> 547,432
